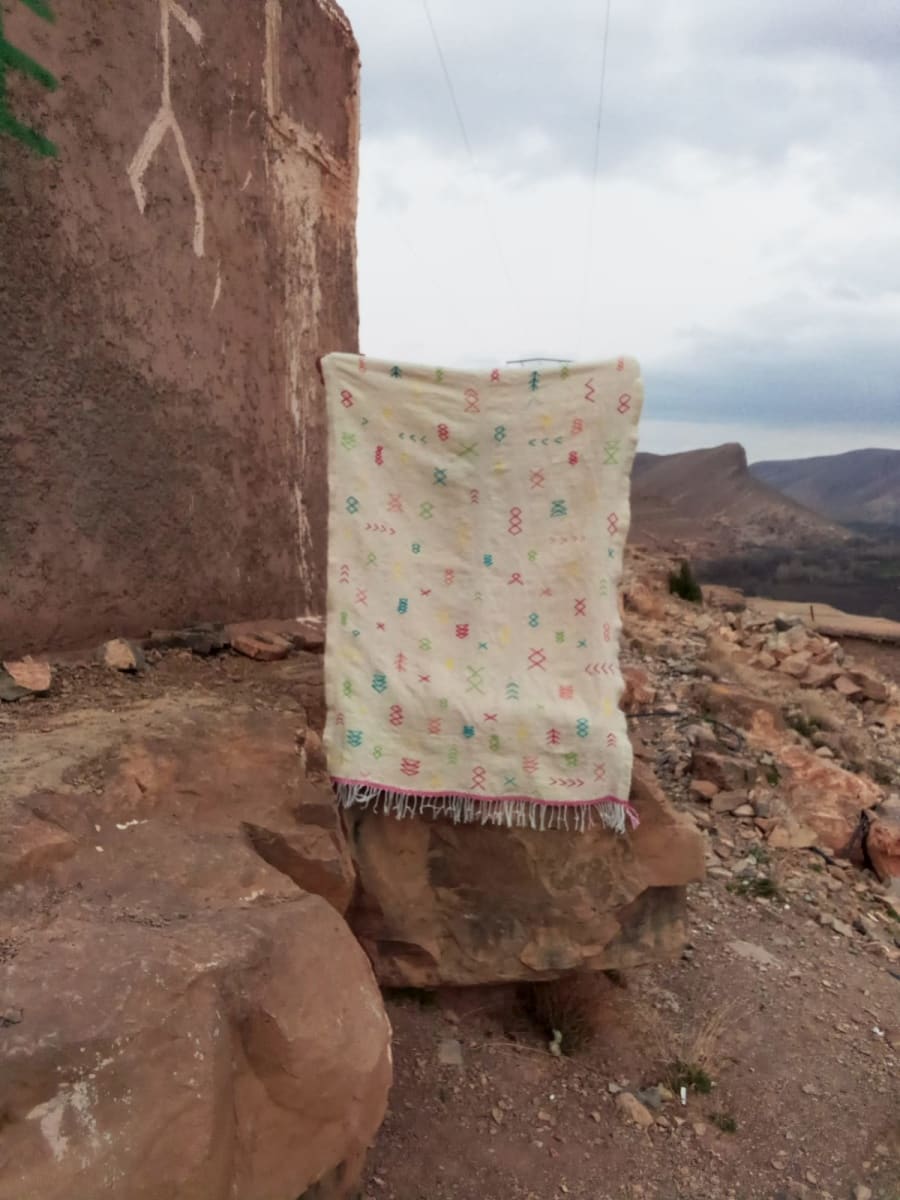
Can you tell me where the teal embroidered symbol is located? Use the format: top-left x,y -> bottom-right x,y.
342,679 -> 353,698
506,681 -> 520,701
346,496 -> 360,515
483,554 -> 494,567
372,673 -> 388,694
433,468 -> 448,486
577,638 -> 588,649
608,548 -> 617,559
463,725 -> 475,739
528,613 -> 540,629
529,371 -> 540,392
576,719 -> 590,738
551,500 -> 568,519
420,502 -> 435,520
478,641 -> 488,651
412,542 -> 422,554
504,775 -> 518,791
494,425 -> 507,443
347,730 -> 363,748
398,598 -> 409,614
340,432 -> 357,450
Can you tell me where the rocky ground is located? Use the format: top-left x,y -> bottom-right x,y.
361,555 -> 900,1200
2,561 -> 899,1200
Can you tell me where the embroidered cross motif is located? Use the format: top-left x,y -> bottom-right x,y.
466,666 -> 486,695
528,648 -> 548,671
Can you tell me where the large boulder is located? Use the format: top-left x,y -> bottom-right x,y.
345,763 -> 705,988
0,688 -> 390,1200
866,799 -> 900,883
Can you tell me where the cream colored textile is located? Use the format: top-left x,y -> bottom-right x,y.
322,354 -> 644,831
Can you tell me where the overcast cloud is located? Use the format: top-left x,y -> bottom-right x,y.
339,0 -> 900,459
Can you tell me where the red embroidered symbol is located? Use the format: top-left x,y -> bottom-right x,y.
418,674 -> 431,684
483,712 -> 498,722
607,512 -> 620,536
594,763 -> 607,781
375,445 -> 384,466
508,573 -> 525,586
470,489 -> 480,505
455,624 -> 470,639
376,622 -> 386,632
617,393 -> 632,415
490,369 -> 501,383
390,705 -> 404,727
541,587 -> 553,597
336,712 -> 345,726
546,728 -> 562,746
471,766 -> 487,791
395,652 -> 407,672
464,388 -> 481,414
571,417 -> 584,436
340,564 -> 350,584
355,589 -> 368,606
603,623 -> 612,642
530,468 -> 545,490
528,648 -> 548,671
585,662 -> 614,677
508,507 -> 523,536
575,598 -> 587,617
420,587 -> 432,596
607,733 -> 618,748
428,718 -> 442,735
584,379 -> 596,404
559,686 -> 574,700
340,390 -> 354,408
444,569 -> 456,586
523,756 -> 539,776
616,357 -> 624,372
568,451 -> 579,466
388,494 -> 403,513
438,423 -> 450,442
401,758 -> 421,777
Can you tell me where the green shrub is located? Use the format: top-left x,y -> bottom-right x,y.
668,561 -> 703,604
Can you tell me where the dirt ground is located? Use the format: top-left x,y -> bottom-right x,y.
365,868 -> 900,1200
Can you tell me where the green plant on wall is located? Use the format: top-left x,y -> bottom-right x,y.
0,0 -> 58,157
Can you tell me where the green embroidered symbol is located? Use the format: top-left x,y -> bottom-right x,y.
420,502 -> 434,520
0,1 -> 59,158
466,666 -> 486,695
494,426 -> 507,443
435,368 -> 445,383
342,679 -> 353,698
412,542 -> 422,554
551,500 -> 568,519
340,432 -> 357,450
529,371 -> 540,392
419,637 -> 432,652
528,549 -> 538,563
561,364 -> 570,379
448,745 -> 460,765
340,611 -> 348,627
555,630 -> 566,644
489,735 -> 501,753
346,496 -> 360,515
433,468 -> 448,486
528,613 -> 540,629
597,579 -> 610,597
604,439 -> 621,466
564,752 -> 579,768
366,552 -> 377,566
439,697 -> 449,710
372,673 -> 387,694
390,365 -> 403,378
373,745 -> 384,760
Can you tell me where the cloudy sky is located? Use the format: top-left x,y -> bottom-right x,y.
339,0 -> 900,461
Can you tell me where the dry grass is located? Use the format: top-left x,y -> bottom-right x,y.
524,972 -> 616,1053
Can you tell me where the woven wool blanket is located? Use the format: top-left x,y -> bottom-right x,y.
322,354 -> 644,832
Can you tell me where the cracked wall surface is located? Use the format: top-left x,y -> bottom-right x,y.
0,0 -> 359,655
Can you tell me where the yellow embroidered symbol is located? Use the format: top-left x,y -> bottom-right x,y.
499,626 -> 511,647
444,657 -> 455,671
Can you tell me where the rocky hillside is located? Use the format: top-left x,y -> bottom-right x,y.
630,444 -> 849,553
753,448 -> 900,529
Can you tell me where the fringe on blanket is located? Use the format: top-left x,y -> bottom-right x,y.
334,781 -> 639,834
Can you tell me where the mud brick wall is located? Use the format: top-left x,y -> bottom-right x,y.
0,0 -> 358,654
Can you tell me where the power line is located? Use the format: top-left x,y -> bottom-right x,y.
578,0 -> 613,358
417,0 -> 519,314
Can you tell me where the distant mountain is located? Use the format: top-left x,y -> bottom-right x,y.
751,448 -> 900,529
629,443 -> 848,551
